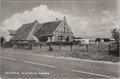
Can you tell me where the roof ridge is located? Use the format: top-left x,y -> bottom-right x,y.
34,20 -> 62,37
41,20 -> 62,24
22,22 -> 35,25
21,20 -> 62,25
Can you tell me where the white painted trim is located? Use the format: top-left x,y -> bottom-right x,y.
72,69 -> 118,78
24,60 -> 56,68
53,20 -> 63,34
54,20 -> 73,35
27,22 -> 38,41
64,21 -> 73,34
0,56 -> 16,60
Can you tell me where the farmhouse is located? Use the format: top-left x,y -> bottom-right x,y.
10,17 -> 73,42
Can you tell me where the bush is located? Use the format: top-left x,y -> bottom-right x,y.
110,28 -> 120,57
37,36 -> 48,42
0,36 -> 6,44
109,43 -> 119,57
69,52 -> 79,58
1,42 -> 13,48
110,49 -> 119,57
49,42 -> 74,46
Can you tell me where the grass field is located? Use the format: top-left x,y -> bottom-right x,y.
1,42 -> 119,62
34,42 -> 119,62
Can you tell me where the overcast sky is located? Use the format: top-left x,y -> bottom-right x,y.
0,0 -> 119,40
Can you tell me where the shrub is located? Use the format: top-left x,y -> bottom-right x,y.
37,36 -> 48,42
69,52 -> 79,58
110,28 -> 120,57
109,43 -> 119,57
50,42 -> 74,46
1,41 -> 13,48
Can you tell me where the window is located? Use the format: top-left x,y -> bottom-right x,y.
63,27 -> 66,32
58,36 -> 65,42
65,36 -> 69,41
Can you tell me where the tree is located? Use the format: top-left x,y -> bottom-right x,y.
110,28 -> 120,56
37,36 -> 48,42
111,29 -> 120,44
0,36 -> 6,44
37,36 -> 53,51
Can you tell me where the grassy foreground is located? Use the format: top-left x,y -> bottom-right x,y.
1,43 -> 119,62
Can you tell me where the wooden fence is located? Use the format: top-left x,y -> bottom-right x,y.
1,41 -> 113,53
36,42 -> 111,53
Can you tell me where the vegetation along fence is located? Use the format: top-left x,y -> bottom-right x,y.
1,41 -> 117,55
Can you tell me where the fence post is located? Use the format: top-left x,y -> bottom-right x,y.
13,41 -> 17,49
58,42 -> 61,51
28,41 -> 33,50
40,42 -> 42,49
97,43 -> 99,52
109,44 -> 111,53
86,44 -> 88,52
48,42 -> 53,51
70,42 -> 73,52
118,43 -> 119,53
13,43 -> 16,49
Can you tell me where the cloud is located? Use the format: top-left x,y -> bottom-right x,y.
1,5 -> 91,40
101,10 -> 118,29
101,10 -> 111,15
1,5 -> 117,40
61,9 -> 68,12
0,26 -> 10,41
101,17 -> 109,23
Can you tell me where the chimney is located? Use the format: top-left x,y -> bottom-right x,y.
56,18 -> 58,21
34,20 -> 39,23
63,16 -> 66,21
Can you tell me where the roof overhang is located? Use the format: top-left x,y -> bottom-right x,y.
35,34 -> 54,37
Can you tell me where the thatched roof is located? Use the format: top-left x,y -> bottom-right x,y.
11,20 -> 62,41
11,22 -> 35,41
34,20 -> 62,37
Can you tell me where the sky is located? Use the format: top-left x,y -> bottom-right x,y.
0,0 -> 119,40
